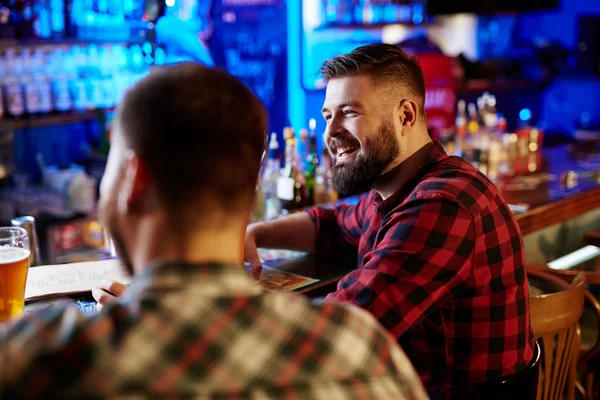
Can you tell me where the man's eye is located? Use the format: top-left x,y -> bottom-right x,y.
323,115 -> 331,121
344,110 -> 357,116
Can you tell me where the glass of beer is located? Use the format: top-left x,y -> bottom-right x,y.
0,227 -> 30,322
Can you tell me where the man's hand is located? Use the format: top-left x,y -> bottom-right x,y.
244,215 -> 317,281
92,280 -> 128,312
244,226 -> 262,281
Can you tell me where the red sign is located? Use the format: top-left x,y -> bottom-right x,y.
416,53 -> 457,138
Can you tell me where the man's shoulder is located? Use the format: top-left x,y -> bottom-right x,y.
262,291 -> 416,373
410,156 -> 501,215
263,290 -> 386,336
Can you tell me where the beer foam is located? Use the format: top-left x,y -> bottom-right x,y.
0,246 -> 30,263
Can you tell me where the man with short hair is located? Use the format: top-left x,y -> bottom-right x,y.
0,63 -> 427,399
244,44 -> 535,399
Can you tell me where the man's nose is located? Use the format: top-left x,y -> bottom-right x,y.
324,123 -> 342,142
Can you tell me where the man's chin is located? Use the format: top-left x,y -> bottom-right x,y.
332,176 -> 373,197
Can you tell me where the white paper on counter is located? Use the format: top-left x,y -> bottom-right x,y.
25,259 -> 130,301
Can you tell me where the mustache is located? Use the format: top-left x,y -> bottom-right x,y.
328,136 -> 361,153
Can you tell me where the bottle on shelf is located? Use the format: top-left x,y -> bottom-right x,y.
484,94 -> 498,130
454,99 -> 467,157
251,183 -> 265,223
466,102 -> 481,166
314,148 -> 338,206
3,49 -> 25,118
477,92 -> 488,128
277,127 -> 307,212
467,102 -> 479,136
304,118 -> 319,205
0,55 -> 5,119
298,128 -> 309,171
263,132 -> 282,220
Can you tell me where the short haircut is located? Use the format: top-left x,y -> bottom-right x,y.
319,43 -> 426,115
117,63 -> 267,213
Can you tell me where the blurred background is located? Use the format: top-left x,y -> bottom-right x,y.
0,0 -> 598,265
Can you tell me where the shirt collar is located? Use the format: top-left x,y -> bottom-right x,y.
124,261 -> 262,302
372,141 -> 449,215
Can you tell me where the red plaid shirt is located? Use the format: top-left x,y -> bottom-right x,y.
308,142 -> 535,399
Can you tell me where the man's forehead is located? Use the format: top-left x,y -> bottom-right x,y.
323,75 -> 379,108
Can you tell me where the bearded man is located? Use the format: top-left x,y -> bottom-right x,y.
244,43 -> 535,400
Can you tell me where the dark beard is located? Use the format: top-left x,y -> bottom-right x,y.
331,121 -> 399,196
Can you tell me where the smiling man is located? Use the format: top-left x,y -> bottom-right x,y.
245,44 -> 535,399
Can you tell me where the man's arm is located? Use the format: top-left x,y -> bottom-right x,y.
245,195 -> 370,279
326,197 -> 475,339
248,212 -> 317,253
245,212 -> 316,279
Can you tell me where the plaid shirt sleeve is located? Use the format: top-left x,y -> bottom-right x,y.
324,196 -> 475,339
307,194 -> 370,257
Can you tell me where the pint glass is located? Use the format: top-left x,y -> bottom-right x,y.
0,227 -> 30,321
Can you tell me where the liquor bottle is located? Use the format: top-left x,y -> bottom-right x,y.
313,165 -> 327,205
477,92 -> 489,128
467,102 -> 479,135
467,102 -> 481,165
4,49 -> 25,117
484,94 -> 498,130
304,118 -> 319,205
277,127 -> 307,212
454,100 -> 467,157
263,133 -> 282,220
251,183 -> 265,223
298,128 -> 309,171
50,0 -> 65,38
32,0 -> 51,39
0,56 -> 5,118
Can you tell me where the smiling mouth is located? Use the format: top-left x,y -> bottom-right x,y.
336,146 -> 359,159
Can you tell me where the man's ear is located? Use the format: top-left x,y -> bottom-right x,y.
397,99 -> 419,134
118,150 -> 151,214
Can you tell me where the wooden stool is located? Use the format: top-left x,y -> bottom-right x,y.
528,264 -> 600,400
527,270 -> 586,400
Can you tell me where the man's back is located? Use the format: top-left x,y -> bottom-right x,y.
1,262 -> 427,399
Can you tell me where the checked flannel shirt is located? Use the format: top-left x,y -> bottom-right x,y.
0,261 -> 428,399
308,142 -> 535,399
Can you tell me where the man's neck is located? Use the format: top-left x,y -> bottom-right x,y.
128,214 -> 245,275
373,138 -> 433,200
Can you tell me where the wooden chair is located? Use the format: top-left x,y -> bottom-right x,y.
528,264 -> 600,400
454,340 -> 541,399
581,230 -> 600,400
527,269 -> 586,400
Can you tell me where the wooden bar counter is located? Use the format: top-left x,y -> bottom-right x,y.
496,140 -> 600,235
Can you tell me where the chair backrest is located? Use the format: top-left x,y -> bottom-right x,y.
528,269 -> 586,400
453,340 -> 541,399
528,263 -> 600,362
